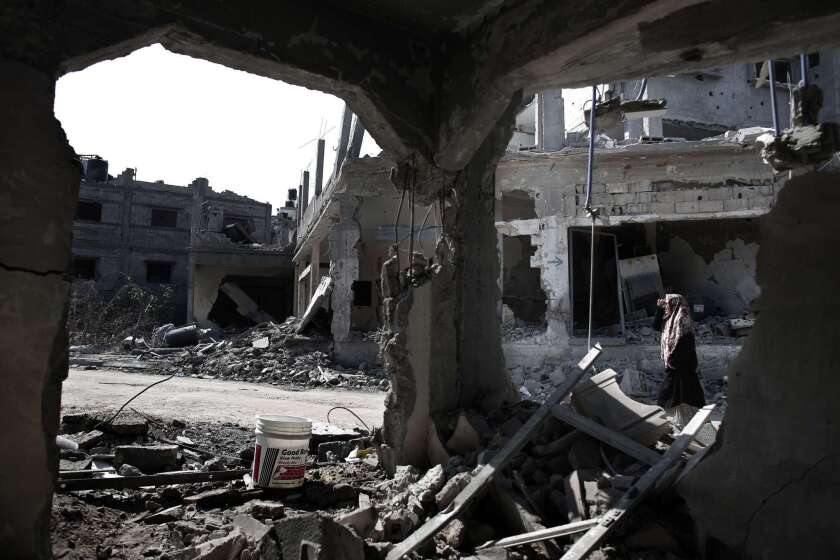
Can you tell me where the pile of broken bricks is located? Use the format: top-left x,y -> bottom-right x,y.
54,345 -> 719,559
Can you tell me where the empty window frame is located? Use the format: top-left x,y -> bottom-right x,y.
75,200 -> 102,222
145,261 -> 174,284
71,257 -> 97,280
150,207 -> 178,228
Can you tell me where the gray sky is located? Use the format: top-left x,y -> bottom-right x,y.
55,44 -> 380,212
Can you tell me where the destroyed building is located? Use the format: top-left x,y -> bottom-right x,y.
3,2 -> 840,560
71,161 -> 295,326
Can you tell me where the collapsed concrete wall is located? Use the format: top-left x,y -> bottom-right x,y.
496,139 -> 781,358
680,171 -> 840,559
657,219 -> 761,315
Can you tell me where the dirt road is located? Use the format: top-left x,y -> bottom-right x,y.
62,368 -> 386,429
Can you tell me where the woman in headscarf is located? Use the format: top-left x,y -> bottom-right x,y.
653,294 -> 706,409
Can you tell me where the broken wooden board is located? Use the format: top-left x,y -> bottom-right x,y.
551,405 -> 662,466
384,344 -> 604,560
477,519 -> 599,550
560,404 -> 715,560
56,469 -> 248,491
296,276 -> 333,333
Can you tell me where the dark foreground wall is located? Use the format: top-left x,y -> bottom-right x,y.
0,62 -> 79,558
680,171 -> 840,559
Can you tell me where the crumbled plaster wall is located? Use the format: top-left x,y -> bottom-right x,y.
659,236 -> 759,315
680,171 -> 840,559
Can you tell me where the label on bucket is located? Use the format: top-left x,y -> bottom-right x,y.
253,443 -> 308,488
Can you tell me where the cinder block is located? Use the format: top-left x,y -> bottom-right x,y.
628,181 -> 653,193
699,200 -> 724,212
703,187 -> 734,201
636,192 -> 653,203
650,202 -> 676,215
723,198 -> 749,211
606,182 -> 629,194
652,191 -> 678,204
748,195 -> 774,210
677,189 -> 705,202
611,193 -> 636,205
676,201 -> 700,213
732,186 -> 759,199
627,204 -> 652,215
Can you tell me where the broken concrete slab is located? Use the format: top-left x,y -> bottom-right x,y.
113,445 -> 178,474
297,276 -> 333,334
184,488 -> 239,510
435,472 -> 471,509
408,464 -> 445,505
571,369 -> 670,447
759,123 -> 840,171
232,514 -> 271,542
249,500 -> 285,520
275,513 -> 365,560
220,282 -> 275,324
143,505 -> 184,524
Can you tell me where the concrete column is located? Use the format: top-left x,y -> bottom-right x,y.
536,89 -> 565,151
314,138 -> 325,197
381,98 -> 520,468
329,197 -> 361,343
0,61 -> 80,558
189,177 -> 208,243
333,105 -> 353,177
644,117 -> 663,138
347,115 -> 366,159
309,238 -> 321,304
539,217 -> 572,354
301,171 -> 310,212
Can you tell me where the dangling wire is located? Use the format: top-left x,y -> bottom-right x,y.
583,85 -> 599,349
408,156 -> 416,281
767,59 -> 781,137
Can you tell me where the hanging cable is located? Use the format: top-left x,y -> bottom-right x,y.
767,59 -> 781,137
583,86 -> 598,211
416,204 -> 435,251
583,85 -> 600,350
408,158 -> 416,280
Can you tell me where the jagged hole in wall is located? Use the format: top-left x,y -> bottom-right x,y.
569,217 -> 760,337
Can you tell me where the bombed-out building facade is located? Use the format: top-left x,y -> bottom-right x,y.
4,2 -> 840,559
71,160 -> 294,327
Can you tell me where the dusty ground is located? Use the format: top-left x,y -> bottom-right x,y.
62,367 -> 386,429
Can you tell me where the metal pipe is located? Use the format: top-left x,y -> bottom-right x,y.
799,54 -> 808,87
767,59 -> 781,137
584,85 -> 598,209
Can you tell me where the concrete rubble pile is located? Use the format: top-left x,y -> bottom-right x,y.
71,317 -> 390,392
54,369 -> 718,559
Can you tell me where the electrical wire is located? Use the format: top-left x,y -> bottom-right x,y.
767,59 -> 781,137
416,204 -> 435,251
326,406 -> 372,432
94,373 -> 177,429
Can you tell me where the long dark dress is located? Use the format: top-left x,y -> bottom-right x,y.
653,308 -> 706,409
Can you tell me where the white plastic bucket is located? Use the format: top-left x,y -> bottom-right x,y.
252,415 -> 312,489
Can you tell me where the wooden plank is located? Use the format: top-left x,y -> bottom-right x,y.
551,405 -> 662,466
477,519 -> 599,550
560,404 -> 715,560
56,469 -> 248,491
384,344 -> 604,560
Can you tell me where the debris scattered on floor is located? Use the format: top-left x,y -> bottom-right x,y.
54,362 -> 719,559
